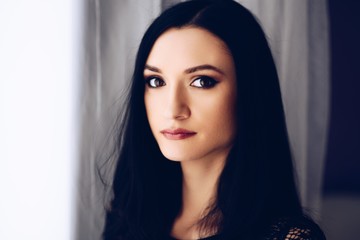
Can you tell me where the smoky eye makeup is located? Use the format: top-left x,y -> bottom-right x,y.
190,76 -> 219,89
145,76 -> 166,88
144,75 -> 220,89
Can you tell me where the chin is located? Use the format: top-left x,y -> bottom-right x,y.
159,147 -> 198,162
156,139 -> 190,161
161,151 -> 188,162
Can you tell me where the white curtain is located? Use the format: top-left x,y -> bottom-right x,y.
76,0 -> 329,239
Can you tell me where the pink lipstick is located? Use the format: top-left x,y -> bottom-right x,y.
160,128 -> 196,140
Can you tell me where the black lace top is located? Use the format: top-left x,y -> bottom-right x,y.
169,217 -> 326,240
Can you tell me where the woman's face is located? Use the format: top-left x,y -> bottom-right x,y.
144,27 -> 237,162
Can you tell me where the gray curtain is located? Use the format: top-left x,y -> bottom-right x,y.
76,0 -> 329,239
77,1 -> 161,239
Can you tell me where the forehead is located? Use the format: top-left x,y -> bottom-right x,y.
145,27 -> 233,72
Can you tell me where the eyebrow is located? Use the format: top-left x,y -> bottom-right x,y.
144,64 -> 225,75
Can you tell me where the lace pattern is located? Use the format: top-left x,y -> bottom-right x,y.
169,216 -> 326,240
264,217 -> 326,240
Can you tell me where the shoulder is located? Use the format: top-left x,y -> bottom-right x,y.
264,216 -> 326,240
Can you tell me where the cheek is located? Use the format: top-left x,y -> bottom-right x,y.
195,91 -> 237,138
144,93 -> 162,131
213,104 -> 237,137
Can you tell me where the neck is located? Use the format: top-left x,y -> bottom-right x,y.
171,151 -> 229,239
180,152 -> 227,220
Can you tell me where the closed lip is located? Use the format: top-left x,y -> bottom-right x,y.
160,128 -> 196,140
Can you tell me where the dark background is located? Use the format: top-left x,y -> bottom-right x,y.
323,0 -> 360,194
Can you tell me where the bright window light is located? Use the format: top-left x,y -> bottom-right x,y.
0,1 -> 82,239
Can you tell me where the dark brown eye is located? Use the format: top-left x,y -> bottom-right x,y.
190,76 -> 218,89
146,77 -> 165,88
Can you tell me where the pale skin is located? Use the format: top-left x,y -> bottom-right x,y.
144,27 -> 237,239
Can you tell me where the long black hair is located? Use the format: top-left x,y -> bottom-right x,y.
103,0 -> 303,239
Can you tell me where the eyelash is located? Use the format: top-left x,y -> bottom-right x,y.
144,76 -> 219,89
190,76 -> 219,89
145,76 -> 165,88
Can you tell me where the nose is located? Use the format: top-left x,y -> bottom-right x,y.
163,84 -> 191,120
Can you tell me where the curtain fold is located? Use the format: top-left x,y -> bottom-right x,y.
76,1 -> 161,239
76,0 -> 329,238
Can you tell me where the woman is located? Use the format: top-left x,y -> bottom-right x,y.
102,0 -> 326,239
